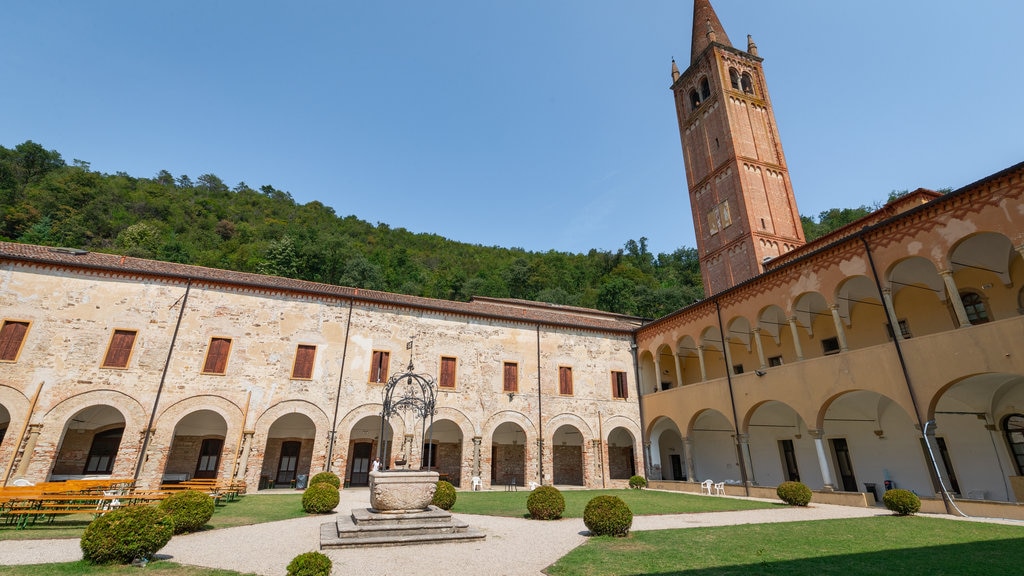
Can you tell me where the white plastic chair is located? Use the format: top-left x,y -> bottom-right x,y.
700,479 -> 714,495
471,476 -> 482,491
12,478 -> 34,487
714,481 -> 725,495
528,481 -> 539,490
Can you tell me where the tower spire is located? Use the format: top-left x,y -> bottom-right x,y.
690,0 -> 732,64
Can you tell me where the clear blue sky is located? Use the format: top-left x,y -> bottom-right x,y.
4,1 -> 1022,256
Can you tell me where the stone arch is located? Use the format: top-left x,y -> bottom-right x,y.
481,410 -> 537,441
551,422 -> 585,486
647,416 -> 685,481
546,412 -> 594,441
431,405 -> 478,438
655,343 -> 677,390
606,426 -> 638,480
424,418 -> 465,486
743,400 -> 814,488
336,403 -> 406,443
50,404 -> 127,480
638,349 -> 657,394
689,408 -> 736,482
676,335 -> 701,385
252,400 -> 329,489
163,408 -> 230,481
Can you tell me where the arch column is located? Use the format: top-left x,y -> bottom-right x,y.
472,436 -> 482,477
940,270 -> 970,327
722,337 -> 735,373
736,433 -> 754,486
830,305 -> 849,352
683,436 -> 696,482
809,429 -> 835,492
643,441 -> 652,478
654,355 -> 663,391
753,328 -> 767,369
882,288 -> 904,340
788,317 -> 805,361
591,439 -> 604,487
673,352 -> 684,388
696,345 -> 708,381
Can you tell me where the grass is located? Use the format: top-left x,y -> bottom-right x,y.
452,488 -> 778,517
5,561 -> 256,576
0,493 -> 305,541
545,515 -> 1024,576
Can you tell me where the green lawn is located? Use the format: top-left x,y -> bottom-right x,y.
546,515 -> 1024,576
0,494 -> 305,541
452,488 -> 778,517
5,561 -> 255,576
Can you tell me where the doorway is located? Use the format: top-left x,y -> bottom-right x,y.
350,442 -> 372,486
276,441 -> 301,485
779,439 -> 800,482
194,438 -> 223,479
829,438 -> 857,491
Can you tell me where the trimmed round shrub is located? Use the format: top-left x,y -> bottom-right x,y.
432,480 -> 456,510
628,475 -> 647,489
308,471 -> 341,489
583,495 -> 633,537
883,488 -> 921,516
81,505 -> 174,564
287,551 -> 333,576
527,485 -> 565,520
776,481 -> 813,506
302,482 -> 340,514
159,489 -> 215,534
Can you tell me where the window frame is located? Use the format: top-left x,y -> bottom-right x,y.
611,371 -> 628,399
439,356 -> 457,389
821,336 -> 841,356
201,337 -> 233,375
960,291 -> 991,325
101,329 -> 138,369
369,350 -> 390,384
558,366 -> 574,396
767,355 -> 784,367
290,344 -> 317,380
0,319 -> 31,363
503,362 -> 519,393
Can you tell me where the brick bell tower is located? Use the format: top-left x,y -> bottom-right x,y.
672,0 -> 805,296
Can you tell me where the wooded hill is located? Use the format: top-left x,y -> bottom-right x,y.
0,141 -> 876,318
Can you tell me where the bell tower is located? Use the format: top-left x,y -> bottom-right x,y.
672,0 -> 804,295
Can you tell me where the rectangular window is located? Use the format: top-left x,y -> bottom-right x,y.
370,350 -> 390,383
291,344 -> 316,379
733,364 -> 744,375
202,337 -> 232,374
0,320 -> 30,362
558,366 -> 573,396
101,329 -> 137,368
503,362 -> 518,393
885,319 -> 913,340
768,355 -> 783,367
612,371 -> 628,399
821,337 -> 841,356
439,356 -> 457,388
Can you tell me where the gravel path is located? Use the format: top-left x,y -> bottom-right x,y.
1,489 -> 1016,575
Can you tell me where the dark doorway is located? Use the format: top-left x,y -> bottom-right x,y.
194,438 -> 223,479
829,438 -> 857,491
779,439 -> 800,482
276,441 -> 301,485
670,454 -> 683,480
350,442 -> 372,486
920,437 -> 961,495
84,428 -> 124,474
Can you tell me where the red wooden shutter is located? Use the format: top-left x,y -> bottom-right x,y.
613,371 -> 628,399
292,344 -> 316,379
371,351 -> 389,382
0,321 -> 29,361
204,338 -> 231,374
102,330 -> 136,368
503,362 -> 518,392
559,367 -> 573,395
440,357 -> 456,388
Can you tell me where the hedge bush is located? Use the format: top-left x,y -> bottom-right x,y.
302,482 -> 340,514
628,475 -> 647,489
308,471 -> 341,489
526,485 -> 565,520
287,551 -> 333,576
159,489 -> 215,534
583,495 -> 633,537
81,505 -> 174,564
883,488 -> 921,516
432,480 -> 456,510
776,481 -> 813,506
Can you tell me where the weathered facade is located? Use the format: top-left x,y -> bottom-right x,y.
0,245 -> 643,490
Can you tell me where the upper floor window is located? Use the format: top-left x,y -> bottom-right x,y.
0,320 -> 30,362
689,89 -> 700,111
611,371 -> 628,399
202,337 -> 232,375
439,356 -> 457,388
291,344 -> 316,379
101,329 -> 137,369
558,366 -> 573,396
370,350 -> 390,383
768,355 -> 783,367
700,77 -> 711,100
961,292 -> 990,325
1004,414 -> 1024,475
821,337 -> 840,356
741,72 -> 754,94
503,362 -> 518,393
729,68 -> 740,90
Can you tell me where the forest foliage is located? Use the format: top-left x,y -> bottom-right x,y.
0,141 -> 889,318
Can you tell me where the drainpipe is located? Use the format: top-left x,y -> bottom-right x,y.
134,279 -> 191,481
629,335 -> 650,480
714,299 -> 751,497
536,324 -> 544,486
860,236 -> 961,515
325,299 -> 355,472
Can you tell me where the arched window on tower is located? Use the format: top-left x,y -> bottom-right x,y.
741,72 -> 754,94
700,77 -> 711,100
729,68 -> 740,90
689,89 -> 700,111
1004,414 -> 1024,475
960,292 -> 990,324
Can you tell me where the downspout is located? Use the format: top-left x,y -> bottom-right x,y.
326,299 -> 354,472
629,335 -> 649,480
860,236 -> 963,516
536,324 -> 544,486
715,299 -> 751,497
134,279 -> 191,481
